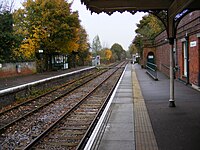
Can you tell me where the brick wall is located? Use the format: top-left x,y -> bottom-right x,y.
189,35 -> 199,85
148,10 -> 200,86
175,10 -> 200,86
155,43 -> 170,77
142,47 -> 156,67
0,62 -> 36,78
176,34 -> 200,85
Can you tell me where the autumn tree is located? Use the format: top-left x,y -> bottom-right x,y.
13,0 -> 80,70
96,48 -> 112,64
76,26 -> 91,66
105,48 -> 112,61
127,43 -> 137,58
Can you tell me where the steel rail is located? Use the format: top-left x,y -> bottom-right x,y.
0,69 -> 107,132
77,67 -> 124,149
0,63 -> 118,114
23,62 -> 126,150
0,71 -> 96,114
83,65 -> 127,150
0,67 -> 96,95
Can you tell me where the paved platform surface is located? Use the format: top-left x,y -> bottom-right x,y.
98,63 -> 200,150
134,64 -> 200,150
98,63 -> 158,150
98,64 -> 135,150
0,66 -> 87,90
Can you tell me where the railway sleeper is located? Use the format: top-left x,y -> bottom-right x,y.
74,108 -> 98,112
64,121 -> 91,126
54,129 -> 86,135
54,125 -> 89,130
90,95 -> 106,98
44,141 -> 79,147
80,103 -> 101,107
59,126 -> 88,130
69,114 -> 95,118
66,118 -> 94,122
79,105 -> 100,109
48,135 -> 83,140
74,108 -> 98,113
73,111 -> 97,115
84,100 -> 103,104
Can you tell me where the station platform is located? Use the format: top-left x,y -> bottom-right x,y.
97,63 -> 158,150
0,64 -> 200,150
0,66 -> 88,90
98,63 -> 136,150
97,63 -> 200,150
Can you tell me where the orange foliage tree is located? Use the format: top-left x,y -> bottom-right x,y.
13,0 -> 90,70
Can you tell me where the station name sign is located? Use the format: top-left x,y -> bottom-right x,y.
190,41 -> 197,47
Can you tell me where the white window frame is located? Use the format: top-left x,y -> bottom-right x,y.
183,41 -> 187,77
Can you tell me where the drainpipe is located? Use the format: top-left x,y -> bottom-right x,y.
198,48 -> 200,87
198,57 -> 200,87
198,37 -> 200,87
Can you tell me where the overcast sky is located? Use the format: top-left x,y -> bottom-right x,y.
71,1 -> 146,50
12,0 -> 146,50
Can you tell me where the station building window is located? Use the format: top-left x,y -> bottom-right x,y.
182,41 -> 187,77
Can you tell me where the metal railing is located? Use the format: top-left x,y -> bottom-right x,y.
146,62 -> 158,80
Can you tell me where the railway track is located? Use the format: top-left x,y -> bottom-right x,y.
0,62 -> 127,149
0,69 -> 106,131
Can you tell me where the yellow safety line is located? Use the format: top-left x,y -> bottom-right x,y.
132,66 -> 158,150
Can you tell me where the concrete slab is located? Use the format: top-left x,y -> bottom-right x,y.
97,63 -> 135,150
109,111 -> 133,123
113,97 -> 133,104
103,123 -> 134,140
98,140 -> 135,150
114,92 -> 133,97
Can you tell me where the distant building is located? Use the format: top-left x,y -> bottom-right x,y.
92,55 -> 101,66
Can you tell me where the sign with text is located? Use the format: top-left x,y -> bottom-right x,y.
190,41 -> 197,47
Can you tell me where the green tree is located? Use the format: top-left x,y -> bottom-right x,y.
91,35 -> 102,54
128,43 -> 137,57
135,14 -> 164,39
77,26 -> 90,66
133,14 -> 165,60
0,1 -> 21,62
110,43 -> 126,61
0,11 -> 12,62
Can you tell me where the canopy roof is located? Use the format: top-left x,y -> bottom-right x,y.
80,0 -> 200,107
81,0 -> 200,38
81,0 -> 199,15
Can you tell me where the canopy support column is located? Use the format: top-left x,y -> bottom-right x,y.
169,38 -> 176,107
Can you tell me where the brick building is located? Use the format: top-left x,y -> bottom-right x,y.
143,10 -> 200,88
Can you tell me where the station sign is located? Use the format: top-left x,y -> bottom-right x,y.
190,41 -> 197,47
